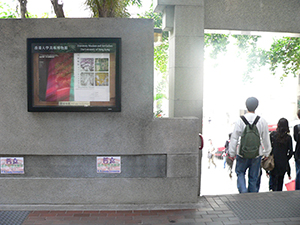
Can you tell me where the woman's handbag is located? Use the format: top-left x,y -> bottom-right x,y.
207,152 -> 212,159
261,154 -> 274,171
285,180 -> 295,191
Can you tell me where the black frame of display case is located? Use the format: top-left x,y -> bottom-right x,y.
27,37 -> 121,112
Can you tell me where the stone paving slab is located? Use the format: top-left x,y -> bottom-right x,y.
1,190 -> 299,224
0,211 -> 30,225
225,196 -> 300,220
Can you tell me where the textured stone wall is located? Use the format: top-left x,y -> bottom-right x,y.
204,0 -> 300,34
0,18 -> 200,209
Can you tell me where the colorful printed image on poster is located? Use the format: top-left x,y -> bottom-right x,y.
95,73 -> 109,86
44,53 -> 74,102
97,156 -> 121,173
1,157 -> 24,174
80,58 -> 94,72
80,72 -> 95,87
95,58 -> 109,71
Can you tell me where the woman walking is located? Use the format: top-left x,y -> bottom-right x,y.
207,139 -> 216,169
269,118 -> 293,191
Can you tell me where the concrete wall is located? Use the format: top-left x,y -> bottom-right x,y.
154,0 -> 204,131
0,18 -> 200,209
204,0 -> 300,35
155,0 -> 300,34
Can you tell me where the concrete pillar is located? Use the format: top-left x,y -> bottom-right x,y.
154,0 -> 204,132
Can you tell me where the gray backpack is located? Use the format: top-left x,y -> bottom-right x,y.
239,116 -> 261,159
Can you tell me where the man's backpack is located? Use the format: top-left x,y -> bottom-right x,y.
239,116 -> 261,159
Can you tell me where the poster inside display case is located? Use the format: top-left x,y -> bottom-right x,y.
27,38 -> 121,112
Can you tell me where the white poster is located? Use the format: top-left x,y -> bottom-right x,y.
74,53 -> 110,102
97,156 -> 121,173
1,157 -> 24,174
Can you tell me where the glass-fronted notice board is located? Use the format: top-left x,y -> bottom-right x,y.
27,38 -> 121,112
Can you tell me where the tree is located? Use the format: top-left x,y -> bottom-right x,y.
205,33 -> 300,81
85,0 -> 141,18
51,0 -> 65,18
263,37 -> 300,79
14,0 -> 142,19
204,34 -> 230,59
18,0 -> 28,18
204,34 -> 264,82
232,35 -> 265,82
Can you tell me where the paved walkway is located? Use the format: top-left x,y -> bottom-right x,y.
1,190 -> 299,225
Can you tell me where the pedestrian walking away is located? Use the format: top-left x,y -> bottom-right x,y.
207,139 -> 217,169
269,118 -> 293,191
224,133 -> 231,169
293,109 -> 300,190
229,97 -> 271,193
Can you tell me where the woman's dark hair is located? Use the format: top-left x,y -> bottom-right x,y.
276,118 -> 290,144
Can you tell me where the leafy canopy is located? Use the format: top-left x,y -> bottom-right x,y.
264,37 -> 300,79
205,33 -> 300,80
205,34 -> 265,82
85,0 -> 141,18
0,2 -> 17,18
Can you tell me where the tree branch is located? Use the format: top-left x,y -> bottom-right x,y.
50,0 -> 65,18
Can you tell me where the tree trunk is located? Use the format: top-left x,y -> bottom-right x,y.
98,0 -> 108,17
50,0 -> 65,18
18,0 -> 28,18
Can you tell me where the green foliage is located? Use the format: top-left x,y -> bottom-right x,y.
0,2 -> 17,18
204,34 -> 265,82
85,0 -> 141,18
204,34 -> 229,59
232,35 -> 259,52
139,3 -> 168,73
0,1 -> 47,18
264,37 -> 300,79
139,3 -> 168,41
243,46 -> 267,82
206,34 -> 300,81
153,41 -> 169,117
26,12 -> 49,18
85,0 -> 127,17
125,0 -> 141,7
205,34 -> 300,81
154,41 -> 168,74
233,35 -> 263,82
138,3 -> 169,117
139,4 -> 161,27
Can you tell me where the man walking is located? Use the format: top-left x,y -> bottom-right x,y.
229,97 -> 271,193
293,109 -> 300,190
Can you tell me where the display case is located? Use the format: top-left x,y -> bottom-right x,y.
27,38 -> 121,112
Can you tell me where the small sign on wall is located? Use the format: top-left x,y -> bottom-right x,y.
1,157 -> 24,174
97,156 -> 121,173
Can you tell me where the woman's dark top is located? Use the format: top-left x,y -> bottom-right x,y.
270,131 -> 293,176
